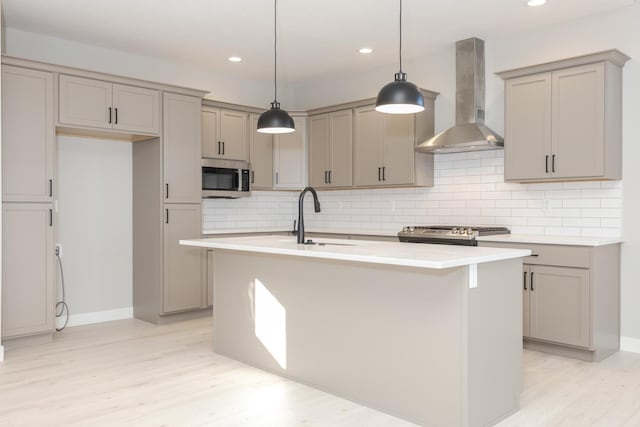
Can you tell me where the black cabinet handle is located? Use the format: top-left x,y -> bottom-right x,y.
165,209 -> 169,224
165,183 -> 169,199
531,272 -> 535,291
108,107 -> 112,124
251,170 -> 255,184
382,166 -> 386,181
49,209 -> 53,227
49,179 -> 53,197
329,170 -> 332,184
552,155 -> 556,173
115,107 -> 118,125
217,141 -> 221,155
324,171 -> 328,184
530,253 -> 539,257
378,167 -> 381,181
523,271 -> 527,290
545,155 -> 549,173
222,142 -> 225,155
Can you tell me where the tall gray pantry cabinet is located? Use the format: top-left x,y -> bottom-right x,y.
1,56 -> 208,346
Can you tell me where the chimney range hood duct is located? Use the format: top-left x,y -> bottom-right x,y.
416,37 -> 503,153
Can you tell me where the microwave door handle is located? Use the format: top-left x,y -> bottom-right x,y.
234,170 -> 241,191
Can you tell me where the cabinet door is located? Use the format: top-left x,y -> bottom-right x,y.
504,73 -> 552,181
59,75 -> 113,129
382,114 -> 415,185
163,93 -> 202,204
329,110 -> 353,187
308,114 -> 330,188
523,267 -> 531,338
163,204 -> 203,313
354,106 -> 383,186
202,108 -> 221,158
2,65 -> 55,202
207,250 -> 214,307
529,265 -> 590,348
2,203 -> 55,338
112,84 -> 160,135
552,63 -> 605,179
274,116 -> 307,190
219,110 -> 248,161
249,113 -> 274,189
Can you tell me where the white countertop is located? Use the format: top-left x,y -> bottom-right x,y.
477,234 -> 622,247
181,235 -> 531,270
202,228 -> 399,237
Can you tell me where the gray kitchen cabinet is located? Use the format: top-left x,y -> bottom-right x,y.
354,104 -> 434,188
1,65 -> 55,203
249,113 -> 274,189
274,115 -> 307,190
479,240 -> 620,361
2,203 -> 55,339
498,50 -> 629,182
163,204 -> 204,313
59,74 -> 160,135
309,109 -> 353,188
202,107 -> 248,161
163,92 -> 202,204
207,250 -> 214,307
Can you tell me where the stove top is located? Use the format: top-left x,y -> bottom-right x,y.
398,225 -> 510,246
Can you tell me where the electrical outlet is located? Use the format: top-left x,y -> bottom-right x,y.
55,244 -> 62,257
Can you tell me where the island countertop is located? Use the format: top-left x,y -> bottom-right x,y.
180,235 -> 531,269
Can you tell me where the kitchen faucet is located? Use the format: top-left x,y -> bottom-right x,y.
297,187 -> 321,244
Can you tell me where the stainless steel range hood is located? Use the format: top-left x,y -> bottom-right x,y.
416,37 -> 503,153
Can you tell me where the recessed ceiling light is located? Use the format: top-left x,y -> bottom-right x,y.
228,56 -> 242,62
358,47 -> 373,54
527,0 -> 546,6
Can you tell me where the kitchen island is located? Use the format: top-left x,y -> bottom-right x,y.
180,236 -> 530,427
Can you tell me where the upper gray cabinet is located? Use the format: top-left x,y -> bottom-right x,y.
202,107 -> 248,161
309,109 -> 353,188
2,65 -> 55,203
249,113 -> 274,189
59,74 -> 161,135
498,50 -> 629,182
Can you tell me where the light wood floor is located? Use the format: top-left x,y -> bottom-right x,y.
0,317 -> 639,427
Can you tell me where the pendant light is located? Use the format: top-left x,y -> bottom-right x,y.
257,0 -> 295,134
375,0 -> 425,114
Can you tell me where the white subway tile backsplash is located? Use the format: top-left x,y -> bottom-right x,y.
203,151 -> 622,238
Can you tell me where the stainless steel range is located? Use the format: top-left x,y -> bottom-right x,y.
398,225 -> 510,246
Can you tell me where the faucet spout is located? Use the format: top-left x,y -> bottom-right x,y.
297,187 -> 321,244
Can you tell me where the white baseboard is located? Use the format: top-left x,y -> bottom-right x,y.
64,307 -> 133,328
620,336 -> 640,354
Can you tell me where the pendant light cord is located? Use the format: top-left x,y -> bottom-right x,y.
273,0 -> 278,103
399,0 -> 403,74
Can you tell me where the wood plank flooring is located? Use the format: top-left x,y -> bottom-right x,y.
1,317 -> 639,427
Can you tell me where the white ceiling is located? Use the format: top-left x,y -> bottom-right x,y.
1,0 -> 634,84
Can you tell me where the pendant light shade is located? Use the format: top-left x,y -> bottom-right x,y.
375,0 -> 424,114
257,0 -> 295,134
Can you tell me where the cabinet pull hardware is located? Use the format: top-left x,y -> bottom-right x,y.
165,209 -> 169,224
545,155 -> 549,173
108,107 -> 112,124
530,253 -> 539,257
276,172 -> 279,184
222,142 -> 225,155
251,170 -> 255,184
49,209 -> 53,227
552,155 -> 556,173
329,170 -> 332,184
382,166 -> 386,181
324,171 -> 327,184
378,167 -> 381,181
524,271 -> 527,290
530,272 -> 535,291
49,179 -> 53,197
115,107 -> 118,125
217,141 -> 221,155
165,183 -> 169,199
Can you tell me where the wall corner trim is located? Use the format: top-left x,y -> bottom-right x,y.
0,345 -> 4,362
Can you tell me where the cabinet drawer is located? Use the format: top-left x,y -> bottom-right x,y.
479,241 -> 590,268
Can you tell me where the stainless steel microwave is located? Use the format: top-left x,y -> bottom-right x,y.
202,158 -> 251,198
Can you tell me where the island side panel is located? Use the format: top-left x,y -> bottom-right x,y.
467,259 -> 523,427
213,250 -> 468,427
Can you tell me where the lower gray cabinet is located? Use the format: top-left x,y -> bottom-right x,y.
162,204 -> 204,313
526,265 -> 590,348
207,250 -> 214,307
2,203 -> 55,339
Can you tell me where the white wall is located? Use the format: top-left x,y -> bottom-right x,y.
0,0 -> 4,360
3,27 -> 296,109
57,136 -> 133,326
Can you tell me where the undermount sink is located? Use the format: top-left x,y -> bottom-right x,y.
278,238 -> 357,247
